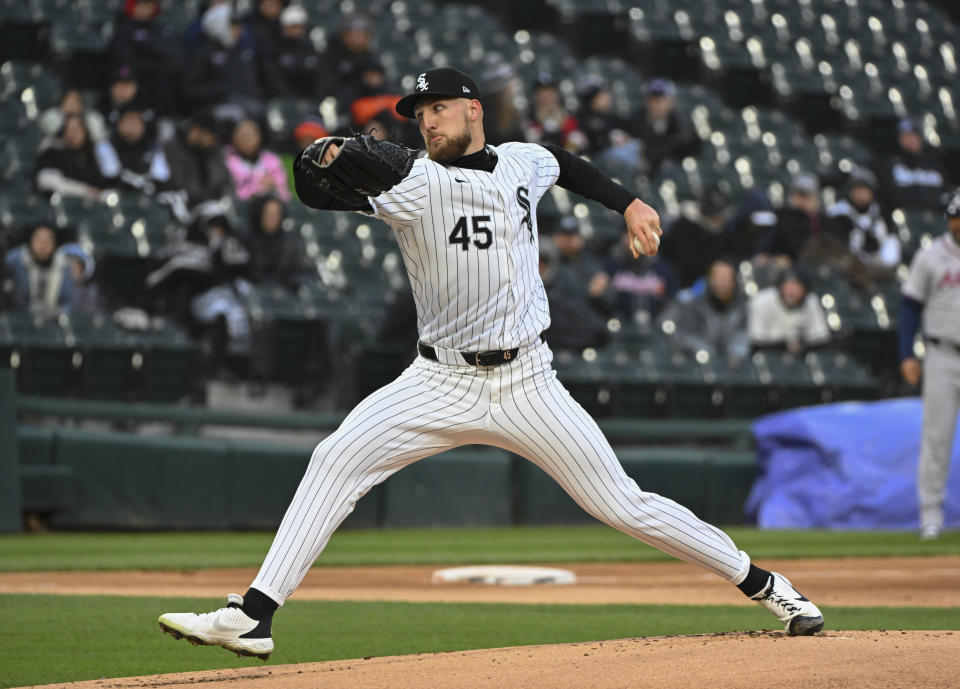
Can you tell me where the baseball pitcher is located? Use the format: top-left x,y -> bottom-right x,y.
158,68 -> 824,659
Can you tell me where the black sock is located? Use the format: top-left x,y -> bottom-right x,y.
240,587 -> 279,622
737,565 -> 773,598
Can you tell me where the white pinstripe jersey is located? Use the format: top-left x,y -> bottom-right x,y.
902,233 -> 960,342
366,142 -> 561,351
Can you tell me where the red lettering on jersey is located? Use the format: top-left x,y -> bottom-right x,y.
936,269 -> 960,288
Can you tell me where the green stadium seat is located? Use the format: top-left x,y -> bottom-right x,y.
0,312 -> 78,396
0,60 -> 60,110
63,312 -> 139,399
136,317 -> 199,402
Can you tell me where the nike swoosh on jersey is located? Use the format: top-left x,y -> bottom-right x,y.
455,178 -> 469,183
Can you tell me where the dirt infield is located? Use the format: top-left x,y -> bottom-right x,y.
3,556 -> 959,607
7,557 -> 958,688
17,631 -> 959,689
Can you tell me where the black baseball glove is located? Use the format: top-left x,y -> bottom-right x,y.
295,134 -> 416,206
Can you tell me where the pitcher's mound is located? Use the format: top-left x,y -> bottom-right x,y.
22,630 -> 958,689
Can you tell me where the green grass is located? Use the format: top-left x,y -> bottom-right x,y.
0,527 -> 958,572
1,593 -> 957,689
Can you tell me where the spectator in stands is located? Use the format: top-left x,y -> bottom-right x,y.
754,172 -> 843,266
3,224 -> 74,317
57,243 -> 101,315
35,114 -> 113,201
163,112 -> 233,211
343,62 -> 408,137
577,79 -> 641,173
247,195 -> 313,289
720,188 -> 777,263
281,119 -> 329,193
633,78 -> 699,177
748,267 -> 830,354
604,232 -> 677,328
526,73 -> 587,152
109,0 -> 183,116
260,4 -> 322,100
95,104 -> 170,196
658,258 -> 749,364
98,64 -> 142,121
39,88 -> 107,143
827,167 -> 901,271
317,12 -> 379,107
146,202 -> 252,375
479,58 -> 525,146
181,4 -> 264,122
875,117 -> 946,212
659,185 -> 730,288
244,0 -> 285,81
538,237 -> 609,352
552,217 -> 610,312
183,0 -> 232,53
224,118 -> 290,202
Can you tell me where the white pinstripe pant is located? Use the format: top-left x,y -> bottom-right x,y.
252,341 -> 751,604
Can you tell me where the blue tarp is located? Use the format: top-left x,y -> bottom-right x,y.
745,398 -> 960,529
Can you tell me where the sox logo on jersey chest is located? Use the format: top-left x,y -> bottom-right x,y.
516,186 -> 533,242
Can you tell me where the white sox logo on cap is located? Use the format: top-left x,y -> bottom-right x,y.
417,73 -> 429,91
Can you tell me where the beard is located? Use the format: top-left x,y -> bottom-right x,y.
426,120 -> 472,164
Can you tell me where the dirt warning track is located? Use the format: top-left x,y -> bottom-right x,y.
3,556 -> 959,607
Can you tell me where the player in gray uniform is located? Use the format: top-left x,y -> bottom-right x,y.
158,68 -> 824,659
899,188 -> 960,540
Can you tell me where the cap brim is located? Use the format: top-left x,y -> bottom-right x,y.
395,92 -> 469,119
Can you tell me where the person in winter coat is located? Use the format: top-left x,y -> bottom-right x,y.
146,202 -> 252,370
34,114 -> 113,200
163,113 -> 233,211
658,258 -> 750,364
223,119 -> 290,201
632,78 -> 699,177
748,267 -> 831,354
57,243 -> 102,315
827,167 -> 901,270
181,4 -> 263,120
39,88 -> 108,143
659,185 -> 731,288
538,237 -> 609,353
109,0 -> 183,115
3,224 -> 74,317
754,172 -> 844,266
875,117 -> 947,212
317,12 -> 379,106
577,80 -> 641,173
257,3 -> 323,100
95,104 -> 170,195
246,195 -> 313,289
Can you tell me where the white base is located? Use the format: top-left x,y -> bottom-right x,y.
431,565 -> 577,586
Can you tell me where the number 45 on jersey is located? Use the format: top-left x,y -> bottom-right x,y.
449,215 -> 493,250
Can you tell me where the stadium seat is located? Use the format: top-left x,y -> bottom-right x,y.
136,316 -> 199,402
0,60 -> 60,110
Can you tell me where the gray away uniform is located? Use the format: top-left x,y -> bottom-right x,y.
902,233 -> 960,532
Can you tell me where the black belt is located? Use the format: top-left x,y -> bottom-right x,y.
417,341 -> 521,367
926,337 -> 960,354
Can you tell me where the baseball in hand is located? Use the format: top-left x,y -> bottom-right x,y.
633,232 -> 660,254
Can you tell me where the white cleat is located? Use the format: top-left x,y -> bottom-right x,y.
919,525 -> 941,541
752,572 -> 824,636
158,593 -> 274,660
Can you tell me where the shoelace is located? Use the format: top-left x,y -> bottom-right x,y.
766,592 -> 802,615
196,606 -> 230,621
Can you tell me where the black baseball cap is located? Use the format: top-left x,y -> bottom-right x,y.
395,67 -> 480,119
